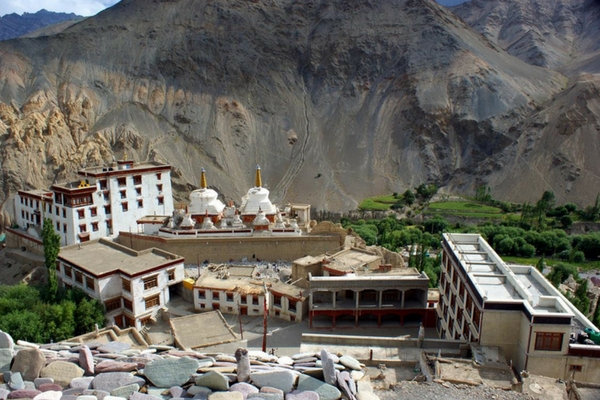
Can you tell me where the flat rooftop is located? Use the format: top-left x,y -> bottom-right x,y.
169,311 -> 238,350
195,264 -> 308,299
444,233 -> 568,315
58,239 -> 182,277
18,189 -> 53,198
324,248 -> 381,273
79,160 -> 170,175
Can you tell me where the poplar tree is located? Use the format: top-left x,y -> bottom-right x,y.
42,218 -> 61,301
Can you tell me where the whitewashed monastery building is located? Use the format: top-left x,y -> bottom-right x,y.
56,238 -> 185,330
15,159 -> 174,246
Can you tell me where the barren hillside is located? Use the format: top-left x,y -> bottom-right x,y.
0,0 -> 590,217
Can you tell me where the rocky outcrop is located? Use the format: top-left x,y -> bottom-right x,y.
451,0 -> 600,70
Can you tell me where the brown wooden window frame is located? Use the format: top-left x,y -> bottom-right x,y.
122,278 -> 131,292
85,276 -> 94,292
534,332 -> 564,351
105,298 -> 122,312
145,294 -> 160,310
143,275 -> 158,290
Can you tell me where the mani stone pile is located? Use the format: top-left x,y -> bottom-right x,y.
0,331 -> 380,400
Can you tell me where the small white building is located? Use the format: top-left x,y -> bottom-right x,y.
193,264 -> 308,322
15,159 -> 174,246
57,238 -> 185,330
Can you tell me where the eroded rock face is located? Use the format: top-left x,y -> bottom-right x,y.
1,0 -> 598,216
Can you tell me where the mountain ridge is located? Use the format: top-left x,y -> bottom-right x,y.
0,9 -> 81,41
0,0 -> 594,219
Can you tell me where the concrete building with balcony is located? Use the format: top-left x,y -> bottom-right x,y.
56,238 -> 184,330
304,247 -> 433,328
15,159 -> 173,246
438,233 -> 600,383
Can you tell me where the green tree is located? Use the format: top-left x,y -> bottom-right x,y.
475,185 -> 492,203
0,310 -> 45,343
403,189 -> 415,206
560,215 -> 573,229
535,256 -> 546,273
593,301 -> 600,328
574,279 -> 590,315
547,263 -> 579,287
42,217 -> 61,301
74,297 -> 106,336
423,217 -> 448,234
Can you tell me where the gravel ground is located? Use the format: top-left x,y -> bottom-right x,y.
374,382 -> 539,400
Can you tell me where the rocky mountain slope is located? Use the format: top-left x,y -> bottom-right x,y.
449,0 -> 600,205
451,0 -> 600,69
0,0 -> 588,219
0,9 -> 81,41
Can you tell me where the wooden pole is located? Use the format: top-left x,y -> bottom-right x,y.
262,284 -> 268,352
238,301 -> 244,340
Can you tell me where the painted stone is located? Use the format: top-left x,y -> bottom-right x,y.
194,371 -> 229,391
40,361 -> 85,389
78,346 -> 95,376
144,356 -> 198,387
339,356 -> 361,371
11,347 -> 46,381
296,374 -> 341,400
92,372 -> 145,393
249,370 -> 295,393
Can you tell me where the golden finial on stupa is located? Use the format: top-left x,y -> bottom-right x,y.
255,164 -> 262,188
200,167 -> 207,189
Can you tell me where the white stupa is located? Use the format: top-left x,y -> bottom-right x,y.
239,165 -> 277,219
188,168 -> 225,222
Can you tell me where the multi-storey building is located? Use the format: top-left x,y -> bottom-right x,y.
15,159 -> 173,246
57,238 -> 185,330
438,233 -> 600,382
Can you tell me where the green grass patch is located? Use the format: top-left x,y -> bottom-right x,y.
370,195 -> 398,204
359,198 -> 393,211
428,201 -> 502,213
425,201 -> 504,219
